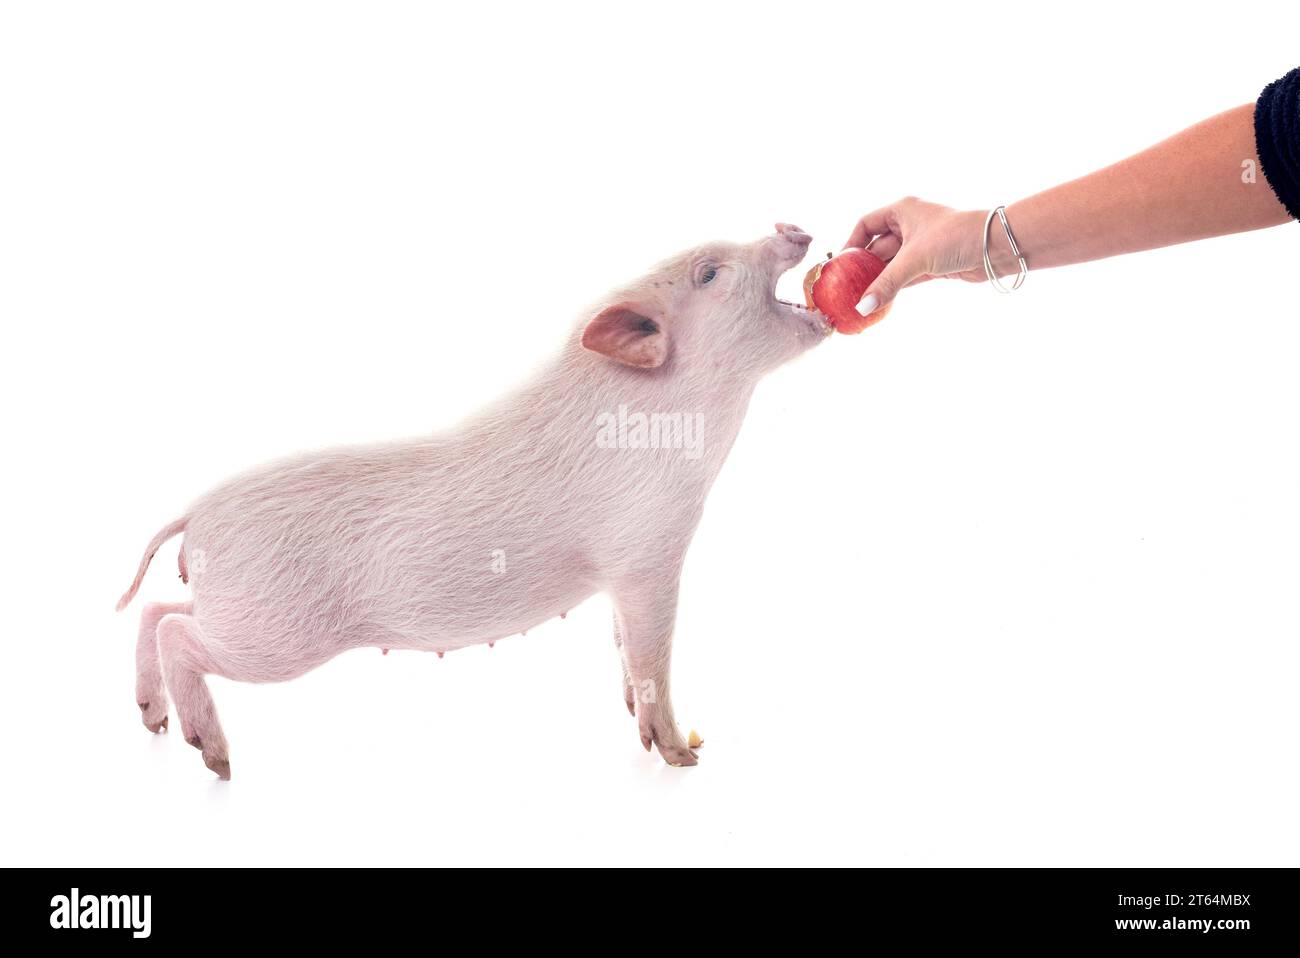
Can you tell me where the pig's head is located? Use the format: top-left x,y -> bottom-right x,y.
580,224 -> 829,381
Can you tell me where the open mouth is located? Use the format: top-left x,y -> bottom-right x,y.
771,244 -> 811,311
771,243 -> 831,335
775,290 -> 832,337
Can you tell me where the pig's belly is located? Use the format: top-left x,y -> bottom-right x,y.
357,568 -> 600,652
187,537 -> 599,680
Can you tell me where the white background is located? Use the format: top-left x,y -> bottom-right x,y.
3,1 -> 1299,867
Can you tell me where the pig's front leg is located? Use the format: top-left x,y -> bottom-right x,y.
612,609 -> 635,717
612,575 -> 698,767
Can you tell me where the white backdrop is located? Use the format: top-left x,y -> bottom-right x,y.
3,1 -> 1299,866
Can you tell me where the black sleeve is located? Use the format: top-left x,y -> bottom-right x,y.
1255,67 -> 1300,221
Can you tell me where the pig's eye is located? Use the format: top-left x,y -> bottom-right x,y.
699,266 -> 718,285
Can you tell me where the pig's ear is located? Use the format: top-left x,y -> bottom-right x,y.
581,304 -> 669,368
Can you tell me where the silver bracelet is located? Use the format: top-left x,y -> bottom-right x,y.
982,206 -> 1028,293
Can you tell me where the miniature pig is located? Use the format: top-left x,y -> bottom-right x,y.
117,223 -> 829,778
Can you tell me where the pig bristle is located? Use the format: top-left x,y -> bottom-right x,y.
118,227 -> 825,773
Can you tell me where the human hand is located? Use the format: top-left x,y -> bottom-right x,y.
843,198 -> 995,312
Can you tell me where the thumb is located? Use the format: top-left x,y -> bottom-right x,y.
857,250 -> 919,314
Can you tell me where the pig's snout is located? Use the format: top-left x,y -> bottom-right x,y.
774,222 -> 812,247
765,223 -> 813,271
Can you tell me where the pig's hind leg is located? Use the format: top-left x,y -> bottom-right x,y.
136,601 -> 190,733
156,612 -> 232,780
612,576 -> 699,767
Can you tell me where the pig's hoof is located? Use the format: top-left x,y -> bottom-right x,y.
203,752 -> 231,781
659,744 -> 700,768
139,701 -> 168,734
643,723 -> 700,766
623,683 -> 636,716
186,734 -> 203,751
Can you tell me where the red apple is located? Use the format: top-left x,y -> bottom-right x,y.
803,248 -> 891,334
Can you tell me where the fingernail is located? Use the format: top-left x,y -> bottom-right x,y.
856,293 -> 879,316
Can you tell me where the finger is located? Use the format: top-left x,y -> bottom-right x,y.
866,232 -> 902,261
843,206 -> 898,249
857,249 -> 922,313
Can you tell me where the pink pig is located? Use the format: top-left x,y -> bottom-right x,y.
117,223 -> 827,779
